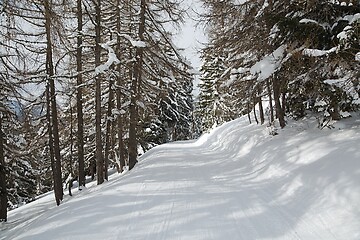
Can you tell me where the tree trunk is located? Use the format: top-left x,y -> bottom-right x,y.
258,85 -> 265,124
110,120 -> 117,171
266,79 -> 274,123
273,77 -> 286,128
253,97 -> 259,124
49,79 -> 63,206
104,79 -> 114,181
129,0 -> 146,170
44,0 -> 63,205
46,85 -> 57,202
0,116 -> 7,222
95,0 -> 104,184
128,85 -> 138,171
69,99 -> 74,196
247,101 -> 252,124
116,76 -> 125,172
76,0 -> 85,189
281,92 -> 286,115
116,0 -> 125,173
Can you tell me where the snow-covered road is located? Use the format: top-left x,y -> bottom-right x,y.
1,116 -> 360,239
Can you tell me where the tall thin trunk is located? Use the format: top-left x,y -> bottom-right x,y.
46,85 -> 56,200
104,79 -> 114,181
281,92 -> 286,115
110,120 -> 117,171
116,0 -> 125,173
76,0 -> 85,189
253,97 -> 259,124
258,96 -> 264,125
266,79 -> 274,123
69,99 -> 74,196
0,115 -> 7,222
258,85 -> 265,124
128,0 -> 146,170
128,82 -> 138,171
95,0 -> 104,184
247,101 -> 252,124
44,0 -> 63,205
116,74 -> 125,172
273,77 -> 286,128
116,73 -> 125,172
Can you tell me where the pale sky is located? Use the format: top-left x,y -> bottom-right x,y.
174,0 -> 207,97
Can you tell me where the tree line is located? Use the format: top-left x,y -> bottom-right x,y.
0,0 -> 193,221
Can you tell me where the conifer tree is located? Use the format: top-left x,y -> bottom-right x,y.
197,51 -> 227,132
199,0 -> 360,128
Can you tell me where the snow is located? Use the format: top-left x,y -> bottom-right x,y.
95,40 -> 120,75
269,25 -> 280,40
356,52 -> 360,62
315,100 -> 327,107
303,47 -> 338,57
299,18 -> 330,30
1,115 -> 360,239
350,13 -> 360,24
115,33 -> 147,48
336,13 -> 360,42
299,19 -> 318,24
136,100 -> 145,109
250,45 -> 286,81
130,40 -> 146,48
233,0 -> 250,4
337,26 -> 353,41
340,111 -> 351,118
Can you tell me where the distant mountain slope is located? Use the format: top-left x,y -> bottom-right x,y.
1,115 -> 360,240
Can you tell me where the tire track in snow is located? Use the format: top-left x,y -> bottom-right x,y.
152,181 -> 176,240
258,186 -> 332,239
115,182 -> 147,240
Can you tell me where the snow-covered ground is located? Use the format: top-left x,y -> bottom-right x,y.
1,115 -> 360,240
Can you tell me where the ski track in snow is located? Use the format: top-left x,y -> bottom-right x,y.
1,116 -> 360,239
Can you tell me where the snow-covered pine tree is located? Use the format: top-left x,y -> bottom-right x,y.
270,0 -> 360,123
141,63 -> 194,149
197,50 -> 226,132
171,70 -> 194,141
200,0 -> 359,128
199,1 -> 271,128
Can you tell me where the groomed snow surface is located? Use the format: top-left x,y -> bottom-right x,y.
1,115 -> 360,240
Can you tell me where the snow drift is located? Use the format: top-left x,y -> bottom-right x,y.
1,115 -> 360,239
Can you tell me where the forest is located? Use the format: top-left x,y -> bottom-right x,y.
0,0 -> 359,222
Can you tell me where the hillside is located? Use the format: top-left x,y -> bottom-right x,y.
1,115 -> 360,240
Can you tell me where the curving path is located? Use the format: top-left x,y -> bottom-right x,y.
2,117 -> 360,239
